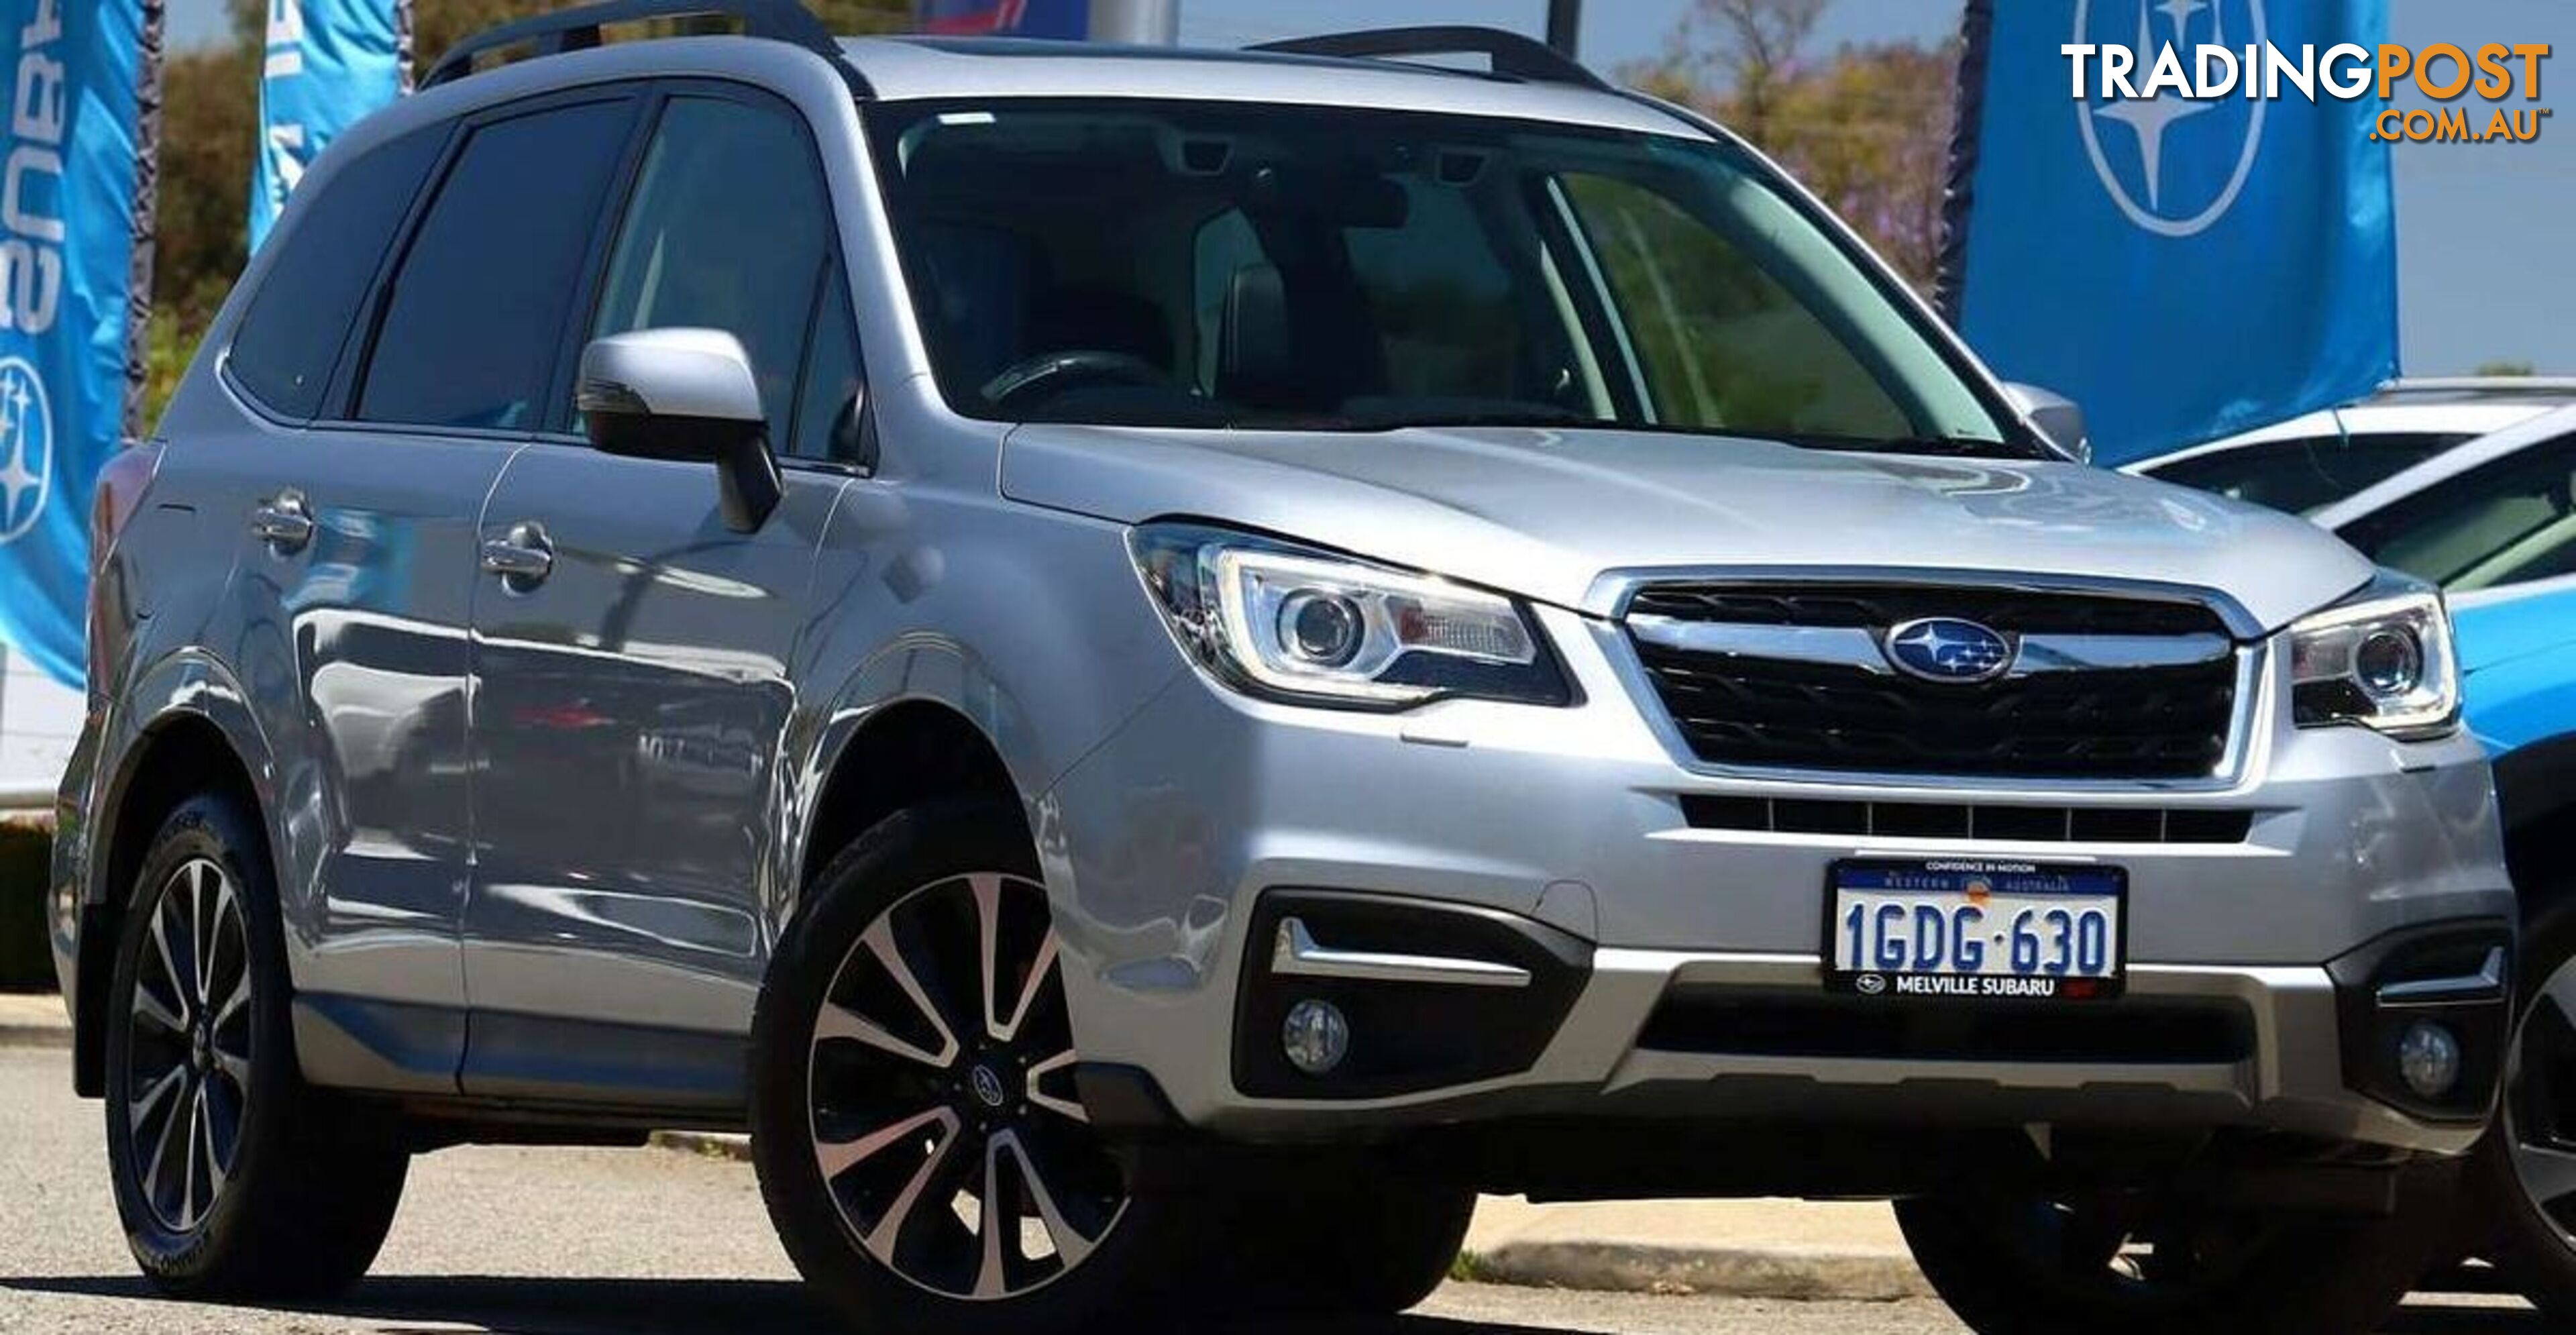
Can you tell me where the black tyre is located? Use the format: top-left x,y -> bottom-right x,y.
2475,886 -> 2576,1322
103,792 -> 411,1299
750,800 -> 1208,1335
1896,1164 -> 2455,1335
1219,1169 -> 1474,1316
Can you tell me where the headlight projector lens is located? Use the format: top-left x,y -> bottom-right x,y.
2354,627 -> 2423,697
1281,591 -> 1365,667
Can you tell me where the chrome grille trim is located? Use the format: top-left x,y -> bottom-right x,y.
1624,615 -> 2235,678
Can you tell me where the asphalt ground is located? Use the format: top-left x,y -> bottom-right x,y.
0,1047 -> 2544,1335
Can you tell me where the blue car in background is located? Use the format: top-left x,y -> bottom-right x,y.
2152,396 -> 2576,1316
2448,576 -> 2576,1318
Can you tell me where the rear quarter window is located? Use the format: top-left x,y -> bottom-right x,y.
227,127 -> 445,419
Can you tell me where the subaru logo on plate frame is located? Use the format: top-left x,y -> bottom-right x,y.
1882,617 -> 2017,684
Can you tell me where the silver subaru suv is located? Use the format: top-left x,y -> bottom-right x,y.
52,6 -> 2516,1334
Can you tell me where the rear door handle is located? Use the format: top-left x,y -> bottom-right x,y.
480,521 -> 553,590
250,490 -> 313,553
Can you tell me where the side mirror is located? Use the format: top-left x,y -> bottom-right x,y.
2002,382 -> 2092,465
576,327 -> 782,532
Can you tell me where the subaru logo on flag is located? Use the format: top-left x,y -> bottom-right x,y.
2075,0 -> 2269,237
1947,0 -> 2395,466
1883,619 -> 2017,684
0,358 -> 52,546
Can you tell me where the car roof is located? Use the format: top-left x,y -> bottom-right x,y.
353,29 -> 1711,205
2126,380 -> 2576,475
835,36 -> 1697,136
2127,403 -> 2554,474
2308,400 -> 2576,531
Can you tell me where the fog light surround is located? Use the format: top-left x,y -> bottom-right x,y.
2397,1020 -> 2464,1100
1282,999 -> 1350,1076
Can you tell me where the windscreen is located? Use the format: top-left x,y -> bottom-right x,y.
867,99 -> 2024,457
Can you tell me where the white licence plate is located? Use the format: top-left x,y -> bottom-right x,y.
1825,858 -> 2127,1000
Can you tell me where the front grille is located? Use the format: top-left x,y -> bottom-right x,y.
1678,794 -> 2255,845
1627,582 -> 2239,782
1638,991 -> 2255,1065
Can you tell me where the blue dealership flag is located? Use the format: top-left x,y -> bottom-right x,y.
251,0 -> 409,252
1942,0 -> 2397,466
0,0 -> 160,688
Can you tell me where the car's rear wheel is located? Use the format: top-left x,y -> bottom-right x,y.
2475,886 -> 2576,1321
1896,1163 -> 2453,1335
751,800 -> 1208,1335
103,792 -> 410,1298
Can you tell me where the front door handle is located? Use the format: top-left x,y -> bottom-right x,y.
480,521 -> 554,590
250,490 -> 314,553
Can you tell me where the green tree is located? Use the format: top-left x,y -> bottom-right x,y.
1625,0 -> 1825,148
2475,360 -> 2536,378
1622,0 -> 1960,288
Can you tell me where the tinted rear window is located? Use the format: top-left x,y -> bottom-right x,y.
357,99 -> 633,431
228,127 -> 444,419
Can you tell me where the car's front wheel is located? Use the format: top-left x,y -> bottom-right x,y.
103,792 -> 411,1298
1896,1164 -> 2453,1335
751,800 -> 1209,1335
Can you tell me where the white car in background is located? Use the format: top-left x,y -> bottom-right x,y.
2130,378 -> 2576,517
2315,400 -> 2576,596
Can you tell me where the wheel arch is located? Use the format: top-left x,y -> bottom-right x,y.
793,697 -> 1026,904
76,694 -> 276,1098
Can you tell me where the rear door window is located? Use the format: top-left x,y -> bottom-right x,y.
356,98 -> 636,431
228,127 -> 445,419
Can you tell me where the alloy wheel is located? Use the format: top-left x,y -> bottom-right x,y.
805,871 -> 1125,1300
124,857 -> 253,1234
2505,953 -> 2576,1245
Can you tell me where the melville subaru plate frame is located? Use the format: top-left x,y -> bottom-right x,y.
1823,857 -> 2131,1001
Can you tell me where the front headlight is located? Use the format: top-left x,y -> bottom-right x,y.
2287,581 -> 2459,740
1129,523 -> 1572,709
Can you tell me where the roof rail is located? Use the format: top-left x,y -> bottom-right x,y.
2376,376 -> 2576,397
1250,25 -> 1611,93
422,0 -> 864,93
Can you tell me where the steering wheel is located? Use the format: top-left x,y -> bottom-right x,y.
980,350 -> 1171,410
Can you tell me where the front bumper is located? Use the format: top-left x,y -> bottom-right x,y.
1042,604 -> 2515,1158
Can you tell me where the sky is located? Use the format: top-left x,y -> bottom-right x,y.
168,0 -> 2573,375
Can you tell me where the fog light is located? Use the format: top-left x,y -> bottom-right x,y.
1282,999 -> 1350,1076
2397,1019 -> 2463,1099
